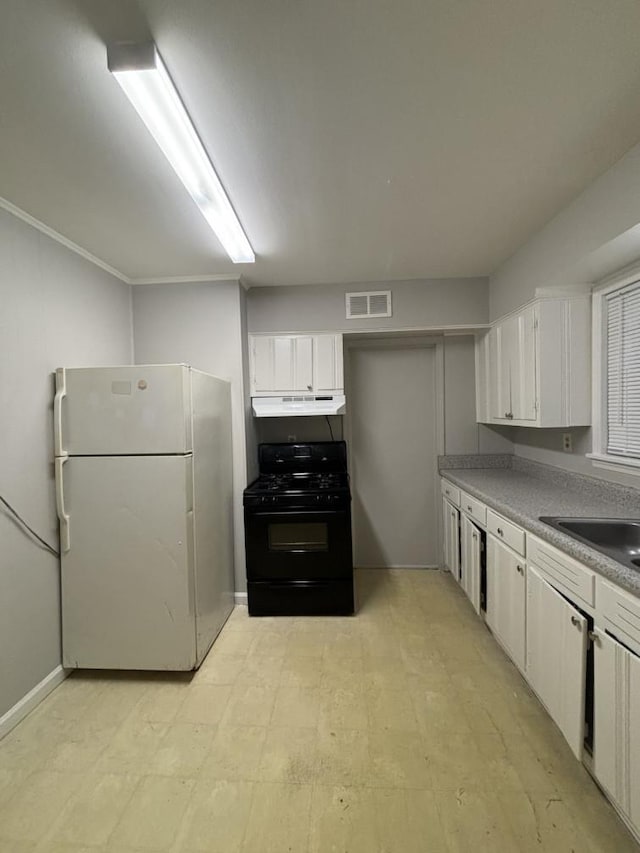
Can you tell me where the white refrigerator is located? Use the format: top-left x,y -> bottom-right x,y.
54,364 -> 234,671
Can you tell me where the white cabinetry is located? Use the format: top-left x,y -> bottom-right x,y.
593,628 -> 640,832
250,334 -> 343,396
461,513 -> 482,614
313,335 -> 343,393
486,534 -> 526,671
475,331 -> 491,423
477,294 -> 591,427
526,566 -> 587,758
491,305 -> 537,422
442,496 -> 460,583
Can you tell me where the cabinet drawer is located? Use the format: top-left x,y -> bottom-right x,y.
487,510 -> 525,556
598,578 -> 640,657
460,491 -> 486,526
440,479 -> 460,507
527,536 -> 595,608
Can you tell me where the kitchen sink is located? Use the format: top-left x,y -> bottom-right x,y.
539,517 -> 640,571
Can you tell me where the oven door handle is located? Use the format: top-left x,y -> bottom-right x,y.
257,580 -> 332,588
247,510 -> 348,518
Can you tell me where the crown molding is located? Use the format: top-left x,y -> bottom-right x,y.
0,195 -> 129,282
130,273 -> 242,285
0,196 -> 245,288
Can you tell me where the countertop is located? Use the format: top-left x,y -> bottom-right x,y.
440,465 -> 640,597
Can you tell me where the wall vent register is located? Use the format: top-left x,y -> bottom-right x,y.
346,290 -> 392,319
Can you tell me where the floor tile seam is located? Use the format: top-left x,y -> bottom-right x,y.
239,782 -> 314,853
37,770 -> 142,851
0,769 -> 89,848
108,775 -> 197,852
168,774 -> 257,853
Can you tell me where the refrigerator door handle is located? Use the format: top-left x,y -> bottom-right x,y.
54,367 -> 67,458
55,456 -> 70,553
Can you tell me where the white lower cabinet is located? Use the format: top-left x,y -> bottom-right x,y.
593,628 -> 640,833
526,566 -> 587,759
460,513 -> 482,614
486,535 -> 526,671
442,496 -> 460,582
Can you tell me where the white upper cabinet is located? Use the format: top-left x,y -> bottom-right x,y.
313,335 -> 344,394
250,334 -> 343,396
477,294 -> 591,427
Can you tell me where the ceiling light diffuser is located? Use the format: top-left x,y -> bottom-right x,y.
107,42 -> 254,264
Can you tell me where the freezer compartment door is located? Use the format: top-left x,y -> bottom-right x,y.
60,455 -> 197,670
56,365 -> 192,455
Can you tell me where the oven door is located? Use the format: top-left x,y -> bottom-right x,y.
245,508 -> 352,580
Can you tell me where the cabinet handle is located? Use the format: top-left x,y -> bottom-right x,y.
516,565 -> 524,575
307,384 -> 312,391
497,527 -> 504,537
472,533 -> 478,541
570,615 -> 581,629
588,630 -> 601,645
467,505 -> 473,512
451,511 -> 456,519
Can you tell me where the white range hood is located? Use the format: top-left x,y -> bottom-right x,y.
252,395 -> 346,417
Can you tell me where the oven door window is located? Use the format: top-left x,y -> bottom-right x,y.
268,522 -> 328,552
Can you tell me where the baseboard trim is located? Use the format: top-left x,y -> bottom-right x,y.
0,665 -> 68,741
234,592 -> 248,605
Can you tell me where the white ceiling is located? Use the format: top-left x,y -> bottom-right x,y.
2,0 -> 640,286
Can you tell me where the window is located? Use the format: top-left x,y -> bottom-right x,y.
591,275 -> 640,471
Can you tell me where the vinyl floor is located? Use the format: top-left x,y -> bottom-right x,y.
0,568 -> 638,852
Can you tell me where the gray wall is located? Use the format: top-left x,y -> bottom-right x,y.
247,279 -> 508,458
248,277 -> 489,333
255,336 -> 513,455
443,336 -> 513,456
490,142 -> 640,320
489,140 -> 640,486
0,208 -> 132,720
132,281 -> 252,592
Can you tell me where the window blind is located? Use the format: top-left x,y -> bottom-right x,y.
607,281 -> 640,457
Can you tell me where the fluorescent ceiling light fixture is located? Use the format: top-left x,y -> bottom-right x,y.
107,42 -> 254,264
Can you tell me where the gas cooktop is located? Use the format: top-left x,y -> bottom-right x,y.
247,472 -> 349,494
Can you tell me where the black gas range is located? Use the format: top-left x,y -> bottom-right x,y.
243,442 -> 354,616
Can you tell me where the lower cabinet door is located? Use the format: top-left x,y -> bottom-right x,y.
526,567 -> 587,759
594,627 -> 640,830
442,497 -> 460,582
461,514 -> 481,614
486,536 -> 526,671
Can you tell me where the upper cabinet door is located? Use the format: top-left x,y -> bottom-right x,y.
526,567 -> 587,759
314,335 -> 344,393
291,336 -> 314,392
250,334 -> 344,396
478,295 -> 590,428
252,335 -> 313,393
474,332 -> 491,423
272,337 -> 297,390
490,324 -> 506,419
252,336 -> 277,393
513,305 -> 537,421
